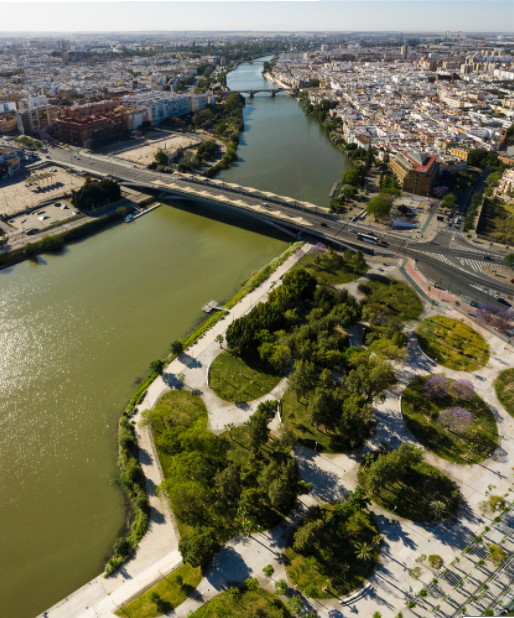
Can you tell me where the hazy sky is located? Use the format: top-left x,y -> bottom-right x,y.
0,1 -> 512,34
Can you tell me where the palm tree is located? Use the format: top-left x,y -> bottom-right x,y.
363,452 -> 374,470
429,500 -> 446,520
216,334 -> 224,348
372,534 -> 383,548
224,423 -> 235,440
372,612 -> 382,618
355,542 -> 373,561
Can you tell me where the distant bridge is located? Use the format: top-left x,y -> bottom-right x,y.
227,87 -> 298,98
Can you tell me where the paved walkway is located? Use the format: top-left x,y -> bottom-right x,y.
44,254 -> 514,618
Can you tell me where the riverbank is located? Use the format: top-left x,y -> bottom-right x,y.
42,240 -> 303,618
102,240 -> 302,576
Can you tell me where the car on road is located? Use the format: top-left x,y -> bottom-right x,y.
378,239 -> 388,246
498,298 -> 511,307
320,222 -> 328,227
483,256 -> 493,260
349,228 -> 356,233
25,228 -> 37,235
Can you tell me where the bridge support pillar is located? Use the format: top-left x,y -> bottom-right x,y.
248,91 -> 255,98
270,90 -> 275,97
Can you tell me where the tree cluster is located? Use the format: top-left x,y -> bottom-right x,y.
71,177 -> 121,211
156,401 -> 304,569
364,444 -> 423,495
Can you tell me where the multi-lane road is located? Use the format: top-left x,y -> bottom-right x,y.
43,144 -> 514,307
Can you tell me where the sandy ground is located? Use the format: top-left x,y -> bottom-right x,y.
116,135 -> 199,168
0,168 -> 83,218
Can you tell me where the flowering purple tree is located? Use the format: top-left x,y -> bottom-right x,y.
423,376 -> 450,398
476,304 -> 514,334
131,129 -> 143,138
448,379 -> 475,401
434,186 -> 450,199
439,407 -> 473,433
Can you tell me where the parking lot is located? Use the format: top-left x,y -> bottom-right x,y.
0,166 -> 84,218
8,200 -> 80,234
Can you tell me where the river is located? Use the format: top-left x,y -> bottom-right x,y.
0,57 -> 349,618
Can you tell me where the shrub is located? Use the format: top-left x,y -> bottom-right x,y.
429,555 -> 444,570
113,536 -> 133,558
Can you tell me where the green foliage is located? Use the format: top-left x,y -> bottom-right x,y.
366,195 -> 392,221
286,502 -> 381,599
402,375 -> 498,464
188,587 -> 291,618
71,177 -> 121,211
359,276 -> 423,321
149,359 -> 164,375
169,340 -> 184,355
154,150 -> 168,165
178,527 -> 219,569
417,316 -> 489,371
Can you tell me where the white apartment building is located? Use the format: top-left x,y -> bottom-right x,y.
121,92 -> 214,124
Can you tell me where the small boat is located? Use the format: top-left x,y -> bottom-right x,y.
125,214 -> 134,222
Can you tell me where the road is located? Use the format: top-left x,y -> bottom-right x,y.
42,145 -> 513,307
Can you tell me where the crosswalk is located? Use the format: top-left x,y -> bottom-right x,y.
420,251 -> 454,265
457,257 -> 486,273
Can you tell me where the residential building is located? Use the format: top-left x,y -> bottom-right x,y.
16,97 -> 60,135
389,151 -> 440,196
53,100 -> 126,146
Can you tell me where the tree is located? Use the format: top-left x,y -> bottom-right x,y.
304,583 -> 318,598
505,253 -> 514,269
366,195 -> 391,221
150,359 -> 164,375
170,340 -> 184,355
245,410 -> 270,454
176,372 -> 185,387
293,519 -> 322,552
215,334 -> 224,348
178,527 -> 219,568
154,150 -> 168,165
149,591 -> 161,606
397,204 -> 409,215
440,194 -> 457,210
355,541 -> 373,561
347,487 -> 372,511
341,184 -> 356,204
263,564 -> 275,578
373,612 -> 383,618
286,597 -> 303,616
245,577 -> 259,592
227,587 -> 241,602
274,579 -> 288,596
288,360 -> 317,401
113,536 -> 132,558
429,500 -> 447,519
214,462 -> 241,500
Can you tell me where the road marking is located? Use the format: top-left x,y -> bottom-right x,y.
420,251 -> 454,265
470,283 -> 501,298
458,258 -> 487,273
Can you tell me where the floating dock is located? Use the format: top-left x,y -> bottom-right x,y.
202,299 -> 227,313
329,182 -> 338,198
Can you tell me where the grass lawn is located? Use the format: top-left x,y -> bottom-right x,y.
188,588 -> 291,617
280,386 -> 369,453
479,198 -> 514,245
402,376 -> 498,464
495,369 -> 514,419
293,251 -> 368,286
209,351 -> 282,403
285,504 -> 380,599
358,275 -> 423,321
114,564 -> 202,618
416,316 -> 490,371
148,389 -> 208,433
358,459 -> 459,521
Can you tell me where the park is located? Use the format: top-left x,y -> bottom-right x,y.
100,242 -> 514,618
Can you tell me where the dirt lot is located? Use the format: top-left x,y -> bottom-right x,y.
0,167 -> 83,218
115,134 -> 199,168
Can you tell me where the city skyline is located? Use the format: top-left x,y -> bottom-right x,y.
0,1 -> 512,33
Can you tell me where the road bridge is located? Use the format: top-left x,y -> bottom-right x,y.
227,87 -> 297,98
44,146 -> 512,307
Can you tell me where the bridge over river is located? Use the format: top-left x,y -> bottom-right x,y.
227,87 -> 297,97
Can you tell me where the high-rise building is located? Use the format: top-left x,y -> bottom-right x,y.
400,44 -> 411,60
61,40 -> 69,65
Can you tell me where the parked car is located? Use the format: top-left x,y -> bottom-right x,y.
25,228 -> 37,235
498,298 -> 511,307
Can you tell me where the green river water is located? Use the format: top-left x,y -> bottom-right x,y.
0,57 -> 349,618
